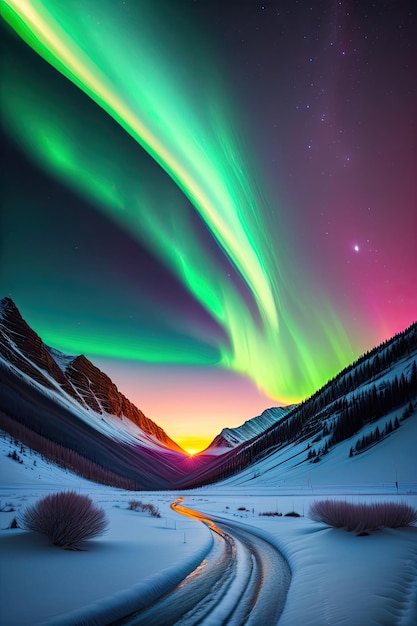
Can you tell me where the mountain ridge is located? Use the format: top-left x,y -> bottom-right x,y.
0,297 -> 202,489
179,321 -> 417,488
204,406 -> 293,454
1,296 -> 415,490
0,297 -> 182,452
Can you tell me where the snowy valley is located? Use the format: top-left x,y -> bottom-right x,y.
1,298 -> 417,625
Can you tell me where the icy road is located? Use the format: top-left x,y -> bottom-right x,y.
118,498 -> 291,626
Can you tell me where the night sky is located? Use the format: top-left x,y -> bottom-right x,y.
1,1 -> 416,453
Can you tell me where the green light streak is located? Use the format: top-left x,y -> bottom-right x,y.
2,0 -> 354,403
42,327 -> 219,366
2,0 -> 278,330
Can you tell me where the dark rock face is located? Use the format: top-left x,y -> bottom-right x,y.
65,354 -> 175,445
0,297 -> 181,452
0,297 -> 73,394
0,297 -> 201,488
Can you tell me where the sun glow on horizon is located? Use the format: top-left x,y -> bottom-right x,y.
177,436 -> 212,456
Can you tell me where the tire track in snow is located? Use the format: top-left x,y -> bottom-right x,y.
118,498 -> 290,625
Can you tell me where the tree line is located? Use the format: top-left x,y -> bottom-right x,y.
0,411 -> 141,490
183,323 -> 417,487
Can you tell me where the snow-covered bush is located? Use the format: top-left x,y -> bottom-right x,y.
128,500 -> 161,517
309,499 -> 417,532
19,491 -> 108,548
128,499 -> 144,511
144,503 -> 161,518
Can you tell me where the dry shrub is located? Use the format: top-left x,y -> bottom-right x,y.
259,511 -> 282,517
128,500 -> 161,518
128,499 -> 144,511
309,499 -> 417,532
20,491 -> 108,548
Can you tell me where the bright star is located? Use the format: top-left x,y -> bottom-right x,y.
354,245 -> 359,252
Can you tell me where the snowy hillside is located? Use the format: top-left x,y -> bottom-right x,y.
219,405 -> 417,488
0,297 -> 182,451
1,422 -> 416,626
0,297 -> 216,489
1,296 -> 416,492
180,323 -> 417,488
0,430 -> 212,625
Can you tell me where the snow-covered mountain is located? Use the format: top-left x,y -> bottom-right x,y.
0,297 -> 180,449
204,406 -> 293,454
1,297 -> 416,491
0,297 -> 197,489
181,322 -> 417,488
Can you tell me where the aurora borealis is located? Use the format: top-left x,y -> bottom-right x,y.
1,1 -> 416,453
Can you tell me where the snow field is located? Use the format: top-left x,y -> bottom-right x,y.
0,437 -> 213,626
182,491 -> 417,626
1,431 -> 416,625
0,492 -> 213,626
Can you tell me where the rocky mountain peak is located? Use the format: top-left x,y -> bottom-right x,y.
0,297 -> 183,452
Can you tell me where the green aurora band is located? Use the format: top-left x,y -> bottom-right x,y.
2,0 -> 354,403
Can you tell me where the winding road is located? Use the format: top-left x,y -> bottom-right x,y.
119,498 -> 290,626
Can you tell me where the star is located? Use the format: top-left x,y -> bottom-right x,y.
354,245 -> 359,252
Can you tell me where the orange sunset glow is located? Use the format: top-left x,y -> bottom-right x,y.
178,437 -> 212,456
93,359 -> 276,454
